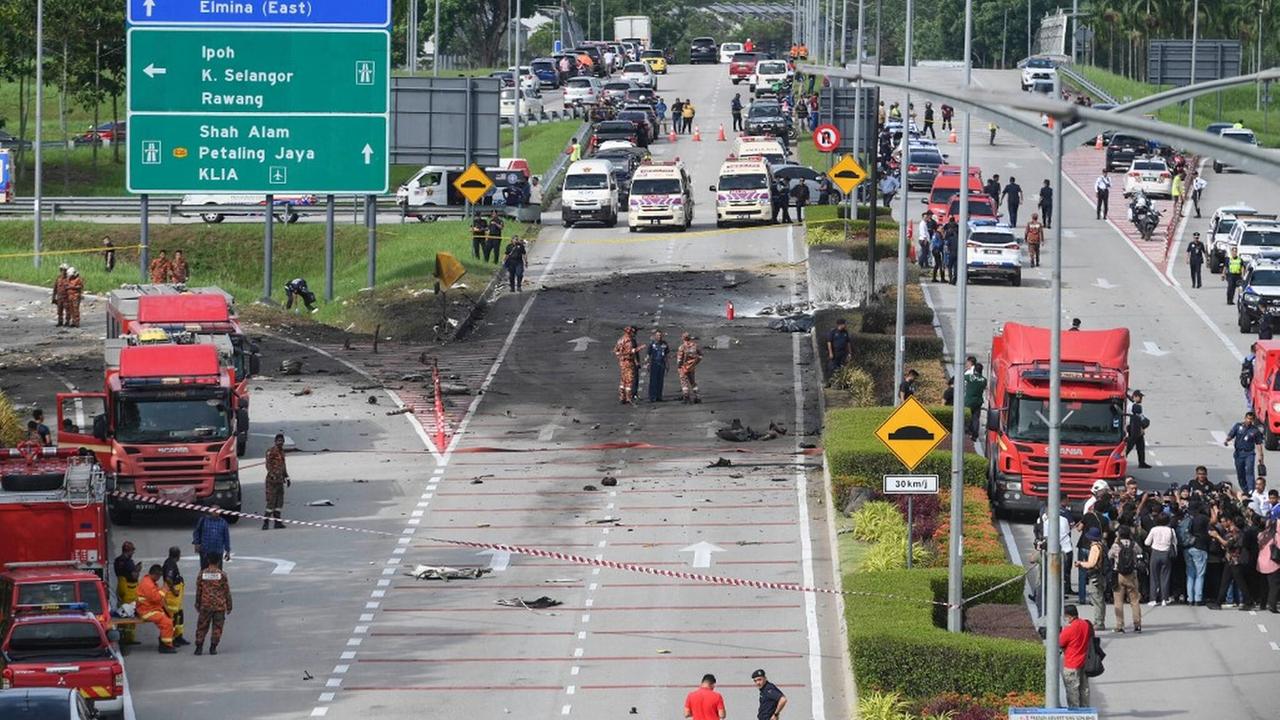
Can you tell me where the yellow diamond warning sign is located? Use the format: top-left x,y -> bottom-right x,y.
873,396 -> 950,471
826,154 -> 868,195
452,163 -> 493,204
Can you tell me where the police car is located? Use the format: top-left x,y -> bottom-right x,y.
965,220 -> 1022,286
1207,204 -> 1260,273
1238,257 -> 1280,333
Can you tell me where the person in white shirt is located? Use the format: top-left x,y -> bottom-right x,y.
1144,514 -> 1178,606
1190,175 -> 1208,218
1040,500 -> 1075,595
1249,477 -> 1270,517
1094,174 -> 1111,219
603,50 -> 616,73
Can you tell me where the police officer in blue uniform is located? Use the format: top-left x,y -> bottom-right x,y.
1225,411 -> 1265,493
646,330 -> 670,402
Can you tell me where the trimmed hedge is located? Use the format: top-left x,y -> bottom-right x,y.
0,390 -> 23,446
825,406 -> 988,491
860,302 -> 936,334
847,566 -> 1042,699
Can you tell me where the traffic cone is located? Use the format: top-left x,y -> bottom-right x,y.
668,128 -> 677,142
726,302 -> 735,320
692,125 -> 702,142
717,124 -> 727,141
1095,133 -> 1104,149
948,128 -> 957,143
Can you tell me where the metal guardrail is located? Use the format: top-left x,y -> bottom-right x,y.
1057,65 -> 1119,105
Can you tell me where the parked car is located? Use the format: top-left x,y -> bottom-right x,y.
749,59 -> 791,94
0,612 -> 125,717
616,109 -> 655,146
620,62 -> 656,89
505,66 -> 540,93
904,144 -> 947,191
530,58 -> 561,88
945,193 -> 999,225
744,101 -> 791,137
729,52 -> 762,84
0,688 -> 97,720
500,88 -> 543,118
601,80 -> 638,103
718,42 -> 743,63
624,87 -> 658,106
74,121 -> 125,146
1122,156 -> 1173,197
690,36 -> 719,64
1205,122 -> 1234,136
966,220 -> 1023,286
0,129 -> 30,149
640,49 -> 668,74
1020,56 -> 1056,91
1104,133 -> 1149,173
590,120 -> 644,151
563,77 -> 603,107
488,70 -> 516,88
1215,127 -> 1259,173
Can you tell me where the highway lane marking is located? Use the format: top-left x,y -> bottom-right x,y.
1260,624 -> 1269,633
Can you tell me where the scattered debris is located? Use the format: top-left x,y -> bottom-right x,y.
303,671 -> 314,681
352,384 -> 382,391
408,564 -> 491,581
707,457 -> 733,468
799,442 -> 817,449
496,596 -> 561,609
770,478 -> 787,482
400,372 -> 426,382
583,484 -> 598,491
475,523 -> 491,528
291,387 -> 312,397
470,478 -> 484,485
279,359 -> 303,376
770,314 -> 815,333
656,649 -> 672,654
307,499 -> 335,507
543,578 -> 579,584
729,473 -> 744,479
440,383 -> 471,396
352,479 -> 368,483
600,475 -> 618,487
385,407 -> 414,416
367,396 -> 379,404
586,516 -> 622,525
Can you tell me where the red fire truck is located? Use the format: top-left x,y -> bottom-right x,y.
105,285 -> 260,456
984,322 -> 1131,516
56,342 -> 242,525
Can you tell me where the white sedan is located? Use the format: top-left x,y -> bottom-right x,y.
500,88 -> 543,119
620,62 -> 657,89
719,42 -> 744,63
1122,157 -> 1174,198
506,66 -> 540,93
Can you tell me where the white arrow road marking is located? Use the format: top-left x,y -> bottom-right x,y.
1210,430 -> 1228,446
177,555 -> 295,575
1142,341 -> 1169,357
714,335 -> 731,349
568,336 -> 597,352
1093,277 -> 1117,289
143,63 -> 167,78
538,422 -> 564,442
477,549 -> 512,571
679,541 -> 725,568
361,143 -> 374,164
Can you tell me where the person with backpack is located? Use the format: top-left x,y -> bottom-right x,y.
1144,513 -> 1178,606
1074,527 -> 1107,630
1058,604 -> 1093,708
1109,525 -> 1144,632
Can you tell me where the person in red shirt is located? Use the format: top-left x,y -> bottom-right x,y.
1058,604 -> 1092,708
685,673 -> 726,720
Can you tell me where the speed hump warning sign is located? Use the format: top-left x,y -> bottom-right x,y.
873,396 -> 950,471
826,154 -> 868,195
453,164 -> 494,204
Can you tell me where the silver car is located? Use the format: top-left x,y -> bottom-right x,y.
620,62 -> 656,90
563,77 -> 603,107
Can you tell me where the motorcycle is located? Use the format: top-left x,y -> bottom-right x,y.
1127,191 -> 1163,241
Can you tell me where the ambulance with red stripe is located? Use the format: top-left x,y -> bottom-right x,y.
627,159 -> 694,232
711,156 -> 775,226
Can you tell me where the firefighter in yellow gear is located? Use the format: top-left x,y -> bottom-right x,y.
112,541 -> 141,645
161,546 -> 190,646
137,565 -> 177,653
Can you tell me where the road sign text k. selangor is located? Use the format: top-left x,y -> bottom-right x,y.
127,0 -> 390,194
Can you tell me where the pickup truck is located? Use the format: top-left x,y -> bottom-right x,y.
728,52 -> 762,85
0,611 -> 124,717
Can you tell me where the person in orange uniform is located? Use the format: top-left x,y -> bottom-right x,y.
168,249 -> 189,284
63,268 -> 84,328
137,564 -> 177,653
52,264 -> 69,326
148,249 -> 171,283
613,326 -> 640,405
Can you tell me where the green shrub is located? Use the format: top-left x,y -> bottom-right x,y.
851,501 -> 907,544
824,406 -> 988,488
859,691 -> 913,720
831,366 -> 877,406
0,391 -> 23,446
861,302 -> 936,334
849,239 -> 900,261
860,538 -> 933,571
847,566 -> 1041,699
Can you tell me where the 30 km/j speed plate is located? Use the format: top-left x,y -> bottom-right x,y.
127,0 -> 392,26
127,114 -> 388,194
882,474 -> 940,494
813,123 -> 841,152
128,28 -> 389,114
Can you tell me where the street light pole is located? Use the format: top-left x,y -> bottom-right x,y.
33,0 -> 43,268
513,0 -> 521,159
432,0 -> 441,76
1188,0 -> 1199,126
841,0 -> 849,65
947,0 -> 974,635
894,0 -> 914,405
1044,72 -> 1066,709
1027,0 -> 1032,58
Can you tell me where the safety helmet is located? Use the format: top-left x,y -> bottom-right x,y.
1091,479 -> 1110,494
67,267 -> 78,277
59,263 -> 68,270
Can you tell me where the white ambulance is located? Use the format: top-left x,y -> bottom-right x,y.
731,135 -> 788,166
710,157 -> 774,226
627,160 -> 693,232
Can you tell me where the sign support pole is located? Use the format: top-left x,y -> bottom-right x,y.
139,195 -> 150,281
263,194 -> 274,303
33,0 -> 43,269
905,496 -> 914,568
325,195 -> 335,301
892,0 -> 913,407
1044,73 -> 1066,710
366,195 -> 377,289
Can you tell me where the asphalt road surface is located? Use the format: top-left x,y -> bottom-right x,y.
2,60 -> 848,720
886,64 -> 1280,717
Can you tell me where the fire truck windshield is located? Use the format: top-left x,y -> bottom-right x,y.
1007,396 -> 1124,444
115,392 -> 231,443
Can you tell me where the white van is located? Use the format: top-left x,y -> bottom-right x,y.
627,160 -> 693,232
732,135 -> 788,166
182,193 -> 316,224
395,165 -> 468,215
710,157 -> 774,226
561,159 -> 619,228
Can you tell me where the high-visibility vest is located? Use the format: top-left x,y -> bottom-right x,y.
1229,256 -> 1243,275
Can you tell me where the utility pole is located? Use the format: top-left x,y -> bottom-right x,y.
1002,8 -> 1009,69
408,0 -> 419,73
33,0 -> 43,266
514,0 -> 522,159
1043,73 -> 1066,709
1071,0 -> 1078,63
874,0 -> 882,75
1188,0 -> 1198,125
893,0 -> 914,405
1027,0 -> 1032,58
433,0 -> 441,76
840,0 -> 849,65
947,0 -> 974,635
855,0 -> 868,301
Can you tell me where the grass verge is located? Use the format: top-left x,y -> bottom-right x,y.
1074,65 -> 1280,148
0,390 -> 25,446
0,219 -> 530,338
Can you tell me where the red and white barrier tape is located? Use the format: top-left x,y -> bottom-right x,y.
113,492 -> 1030,609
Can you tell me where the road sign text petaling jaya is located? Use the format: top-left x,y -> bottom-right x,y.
128,29 -> 388,114
128,0 -> 392,27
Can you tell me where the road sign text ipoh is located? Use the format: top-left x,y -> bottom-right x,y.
127,0 -> 390,194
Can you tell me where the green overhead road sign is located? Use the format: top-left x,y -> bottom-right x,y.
126,114 -> 388,194
127,28 -> 389,114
